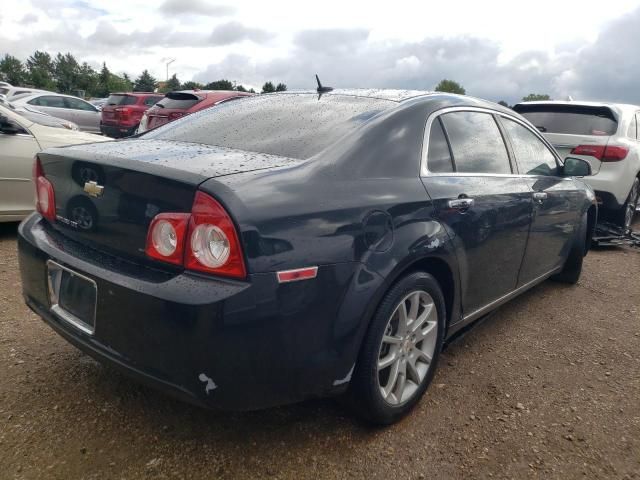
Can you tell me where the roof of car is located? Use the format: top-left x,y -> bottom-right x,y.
270,89 -> 435,103
110,92 -> 161,96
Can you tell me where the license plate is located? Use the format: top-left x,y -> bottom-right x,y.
47,261 -> 97,335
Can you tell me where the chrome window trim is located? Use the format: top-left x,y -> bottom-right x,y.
420,106 -> 562,177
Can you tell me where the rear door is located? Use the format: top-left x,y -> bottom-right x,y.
421,109 -> 533,318
499,116 -> 581,283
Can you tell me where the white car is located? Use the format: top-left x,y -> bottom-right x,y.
11,92 -> 101,133
514,101 -> 640,229
0,85 -> 47,99
0,104 -> 108,222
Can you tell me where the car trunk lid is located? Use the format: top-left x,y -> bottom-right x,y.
38,139 -> 299,263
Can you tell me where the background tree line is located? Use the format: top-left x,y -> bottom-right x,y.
0,51 -> 287,98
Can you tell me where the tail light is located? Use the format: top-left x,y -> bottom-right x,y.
169,112 -> 185,120
32,156 -> 56,222
115,107 -> 131,121
571,144 -> 629,162
145,213 -> 190,266
144,191 -> 246,279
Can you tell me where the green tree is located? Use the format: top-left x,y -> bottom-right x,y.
434,79 -> 466,95
235,84 -> 247,92
161,73 -> 181,93
182,80 -> 203,90
261,81 -> 275,93
0,54 -> 26,85
26,51 -> 55,90
497,100 -> 510,108
75,62 -> 98,97
54,52 -> 80,94
275,82 -> 287,92
133,70 -> 157,92
204,79 -> 234,90
248,88 -> 256,94
522,93 -> 551,102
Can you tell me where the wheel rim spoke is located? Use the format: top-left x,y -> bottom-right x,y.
378,350 -> 398,370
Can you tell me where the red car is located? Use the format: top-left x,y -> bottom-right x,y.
100,93 -> 163,138
137,90 -> 253,133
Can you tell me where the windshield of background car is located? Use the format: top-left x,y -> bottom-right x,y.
515,104 -> 618,136
144,94 -> 394,159
106,94 -> 137,106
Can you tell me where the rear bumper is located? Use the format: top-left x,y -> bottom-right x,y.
583,161 -> 637,209
18,214 -> 363,410
100,122 -> 138,138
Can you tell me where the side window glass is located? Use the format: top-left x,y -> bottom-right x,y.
145,96 -> 162,106
627,115 -> 637,140
427,118 -> 453,173
502,118 -> 559,176
27,97 -> 42,106
64,97 -> 94,111
37,96 -> 66,108
440,111 -> 511,174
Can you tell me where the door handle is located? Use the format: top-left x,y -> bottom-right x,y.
448,198 -> 475,211
532,192 -> 548,203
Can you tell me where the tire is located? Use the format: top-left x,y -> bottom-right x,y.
552,212 -> 587,284
350,272 -> 445,425
613,177 -> 639,230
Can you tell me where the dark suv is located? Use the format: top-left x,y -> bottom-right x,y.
100,93 -> 163,138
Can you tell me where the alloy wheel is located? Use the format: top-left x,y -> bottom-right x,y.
377,290 -> 438,406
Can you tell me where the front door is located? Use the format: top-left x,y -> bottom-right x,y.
0,125 -> 39,218
421,110 -> 533,318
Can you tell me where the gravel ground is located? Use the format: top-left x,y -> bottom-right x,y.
1,221 -> 639,480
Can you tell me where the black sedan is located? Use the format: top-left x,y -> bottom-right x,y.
18,90 -> 596,424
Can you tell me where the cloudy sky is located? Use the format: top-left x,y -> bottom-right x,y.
1,0 -> 640,104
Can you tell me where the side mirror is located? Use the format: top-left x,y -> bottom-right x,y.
0,115 -> 22,135
563,157 -> 592,177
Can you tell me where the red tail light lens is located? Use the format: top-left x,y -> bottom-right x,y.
570,144 -> 628,162
601,145 -> 628,162
169,112 -> 185,120
33,156 -> 56,222
115,107 -> 131,120
185,192 -> 246,278
145,213 -> 190,265
144,191 -> 246,279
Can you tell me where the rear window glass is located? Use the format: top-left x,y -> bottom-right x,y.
106,95 -> 137,106
0,87 -> 8,95
155,92 -> 201,110
515,105 -> 618,136
144,94 -> 393,159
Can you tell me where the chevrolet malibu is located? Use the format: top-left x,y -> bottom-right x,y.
18,90 -> 596,424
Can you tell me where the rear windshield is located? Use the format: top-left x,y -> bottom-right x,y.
0,87 -> 8,95
106,94 -> 137,106
155,92 -> 201,110
144,94 -> 393,159
514,104 -> 618,136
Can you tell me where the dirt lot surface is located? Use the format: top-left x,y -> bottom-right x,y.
1,221 -> 639,480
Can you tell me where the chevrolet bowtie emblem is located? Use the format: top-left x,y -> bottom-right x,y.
84,181 -> 104,197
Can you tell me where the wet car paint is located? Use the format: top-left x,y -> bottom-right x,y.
18,91 -> 596,409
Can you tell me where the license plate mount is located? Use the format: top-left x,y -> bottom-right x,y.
47,260 -> 97,335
